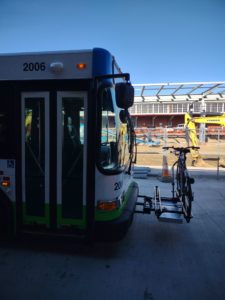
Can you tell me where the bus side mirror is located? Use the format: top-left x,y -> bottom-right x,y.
115,82 -> 134,109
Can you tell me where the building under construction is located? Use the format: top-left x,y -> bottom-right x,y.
131,82 -> 225,137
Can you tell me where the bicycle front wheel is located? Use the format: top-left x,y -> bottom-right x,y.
176,164 -> 183,198
182,177 -> 193,222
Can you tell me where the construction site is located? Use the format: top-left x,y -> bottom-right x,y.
135,135 -> 225,170
130,82 -> 225,174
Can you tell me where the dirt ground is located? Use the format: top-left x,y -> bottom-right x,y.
135,137 -> 225,168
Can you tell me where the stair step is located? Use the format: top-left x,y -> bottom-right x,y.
133,167 -> 151,179
133,173 -> 148,179
133,167 -> 151,173
158,212 -> 183,223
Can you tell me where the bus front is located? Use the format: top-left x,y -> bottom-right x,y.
0,48 -> 138,241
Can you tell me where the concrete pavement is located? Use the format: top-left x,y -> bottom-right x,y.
0,167 -> 225,300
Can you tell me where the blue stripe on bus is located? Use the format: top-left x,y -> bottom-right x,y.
92,48 -> 113,77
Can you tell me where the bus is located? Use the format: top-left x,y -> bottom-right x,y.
0,48 -> 138,241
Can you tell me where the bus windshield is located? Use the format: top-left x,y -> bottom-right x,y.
98,86 -> 130,172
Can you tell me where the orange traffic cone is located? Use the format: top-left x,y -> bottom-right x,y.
161,151 -> 172,182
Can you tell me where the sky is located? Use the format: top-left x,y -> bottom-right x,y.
0,0 -> 225,84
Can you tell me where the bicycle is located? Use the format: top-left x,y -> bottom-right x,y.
162,146 -> 199,222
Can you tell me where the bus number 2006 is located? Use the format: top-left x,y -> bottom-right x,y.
23,62 -> 46,72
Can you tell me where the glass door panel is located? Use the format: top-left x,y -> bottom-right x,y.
57,92 -> 86,227
21,92 -> 49,225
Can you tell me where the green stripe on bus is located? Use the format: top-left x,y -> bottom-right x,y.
22,203 -> 50,227
57,205 -> 86,229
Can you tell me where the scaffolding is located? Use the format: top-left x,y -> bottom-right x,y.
131,81 -> 225,116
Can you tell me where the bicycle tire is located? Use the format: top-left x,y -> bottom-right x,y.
176,163 -> 183,198
182,177 -> 193,222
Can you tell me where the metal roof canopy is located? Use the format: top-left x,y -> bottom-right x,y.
133,81 -> 225,102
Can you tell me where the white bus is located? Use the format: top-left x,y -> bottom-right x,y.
0,48 -> 138,241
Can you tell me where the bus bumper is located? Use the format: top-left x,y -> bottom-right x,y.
95,181 -> 139,241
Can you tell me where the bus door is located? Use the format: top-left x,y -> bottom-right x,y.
21,92 -> 50,226
57,92 -> 86,229
21,91 -> 87,230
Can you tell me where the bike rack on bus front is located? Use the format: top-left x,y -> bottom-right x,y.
135,186 -> 189,224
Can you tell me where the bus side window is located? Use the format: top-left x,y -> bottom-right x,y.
0,88 -> 14,156
0,114 -> 7,144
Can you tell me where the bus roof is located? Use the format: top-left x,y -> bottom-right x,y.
0,48 -> 114,81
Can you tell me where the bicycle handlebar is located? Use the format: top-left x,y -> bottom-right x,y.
162,146 -> 200,153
